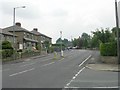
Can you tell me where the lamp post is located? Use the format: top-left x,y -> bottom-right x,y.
115,0 -> 120,64
13,6 -> 26,59
60,31 -> 63,57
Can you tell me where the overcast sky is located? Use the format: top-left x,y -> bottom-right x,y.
0,0 -> 120,43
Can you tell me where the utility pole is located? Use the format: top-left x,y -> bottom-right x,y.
60,31 -> 63,57
115,0 -> 120,64
13,6 -> 26,60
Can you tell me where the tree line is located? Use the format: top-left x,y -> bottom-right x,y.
72,27 -> 120,50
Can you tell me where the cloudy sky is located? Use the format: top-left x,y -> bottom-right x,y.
0,0 -> 120,43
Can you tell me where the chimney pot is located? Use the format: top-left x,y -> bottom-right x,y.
33,28 -> 38,32
16,22 -> 21,27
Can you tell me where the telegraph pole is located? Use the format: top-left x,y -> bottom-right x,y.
60,31 -> 63,57
115,0 -> 120,64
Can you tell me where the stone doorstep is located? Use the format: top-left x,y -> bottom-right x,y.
86,64 -> 120,72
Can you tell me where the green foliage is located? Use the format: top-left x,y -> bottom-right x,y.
89,35 -> 100,48
2,49 -> 14,58
43,41 -> 52,53
2,41 -> 13,49
56,38 -> 71,47
111,27 -> 120,37
2,41 -> 14,58
72,33 -> 90,49
92,28 -> 112,43
56,38 -> 62,44
100,42 -> 117,56
36,43 -> 41,50
72,38 -> 79,47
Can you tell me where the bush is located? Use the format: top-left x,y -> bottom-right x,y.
100,42 -> 117,56
2,49 -> 14,58
2,41 -> 14,59
2,41 -> 13,49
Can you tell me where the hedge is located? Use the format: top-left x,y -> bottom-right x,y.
100,42 -> 117,56
2,41 -> 14,59
2,49 -> 14,59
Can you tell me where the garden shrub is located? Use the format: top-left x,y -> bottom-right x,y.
2,41 -> 14,58
100,42 -> 117,56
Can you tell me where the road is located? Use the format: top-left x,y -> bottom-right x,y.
2,50 -> 119,89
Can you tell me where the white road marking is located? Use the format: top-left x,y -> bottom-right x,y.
41,62 -> 55,67
79,55 -> 91,67
91,86 -> 119,88
64,86 -> 119,88
40,58 -> 53,62
65,67 -> 85,87
59,58 -> 64,62
20,62 -> 36,67
9,68 -> 35,77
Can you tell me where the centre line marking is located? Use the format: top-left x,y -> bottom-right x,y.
59,58 -> 65,62
41,62 -> 55,67
65,67 -> 86,87
20,62 -> 36,67
79,55 -> 91,67
9,68 -> 35,77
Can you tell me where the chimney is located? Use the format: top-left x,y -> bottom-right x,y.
33,28 -> 38,32
16,22 -> 21,27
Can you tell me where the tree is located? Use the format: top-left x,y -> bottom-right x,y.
78,37 -> 83,49
56,38 -> 72,47
111,27 -> 120,38
2,41 -> 13,49
56,38 -> 62,44
92,28 -> 112,43
81,33 -> 90,49
43,41 -> 51,53
72,38 -> 79,47
90,35 -> 100,48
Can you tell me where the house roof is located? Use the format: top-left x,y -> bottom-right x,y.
2,25 -> 36,35
40,33 -> 52,39
31,30 -> 52,39
0,28 -> 17,36
31,30 -> 41,36
24,37 -> 38,43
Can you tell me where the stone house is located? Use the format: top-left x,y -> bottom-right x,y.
2,23 -> 38,51
31,28 -> 52,52
0,28 -> 17,47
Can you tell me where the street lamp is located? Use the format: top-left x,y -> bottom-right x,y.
115,0 -> 120,64
13,6 -> 26,59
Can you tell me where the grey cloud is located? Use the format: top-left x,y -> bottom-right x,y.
1,1 -> 41,19
52,9 -> 68,17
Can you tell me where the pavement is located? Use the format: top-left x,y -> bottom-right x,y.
2,54 -> 47,65
86,55 -> 120,72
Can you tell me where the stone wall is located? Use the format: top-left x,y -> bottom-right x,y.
101,56 -> 118,64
